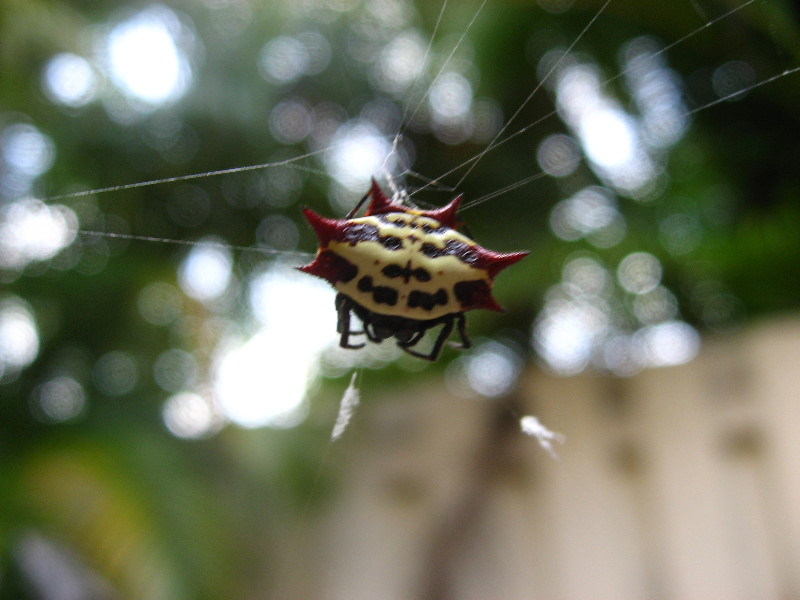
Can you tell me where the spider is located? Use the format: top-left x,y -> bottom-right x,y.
299,180 -> 528,361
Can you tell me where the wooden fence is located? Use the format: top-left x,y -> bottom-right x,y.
276,315 -> 800,600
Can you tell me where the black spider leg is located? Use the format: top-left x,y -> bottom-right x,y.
397,327 -> 427,348
363,321 -> 382,343
345,189 -> 372,219
335,294 -> 365,349
400,315 -> 455,362
449,312 -> 471,350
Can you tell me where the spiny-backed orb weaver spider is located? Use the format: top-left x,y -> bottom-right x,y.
299,180 -> 528,361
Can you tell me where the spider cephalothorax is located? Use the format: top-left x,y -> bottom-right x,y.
299,180 -> 528,361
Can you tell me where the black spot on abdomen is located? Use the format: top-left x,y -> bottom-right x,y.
421,242 -> 442,258
356,275 -> 397,306
373,286 -> 399,306
382,263 -> 432,283
408,288 -> 448,311
342,223 -> 380,245
381,264 -> 404,279
421,239 -> 478,265
358,275 -> 373,292
443,239 -> 479,265
420,223 -> 443,234
316,250 -> 358,283
379,235 -> 403,251
413,268 -> 431,282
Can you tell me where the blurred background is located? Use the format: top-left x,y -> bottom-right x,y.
1,0 -> 799,598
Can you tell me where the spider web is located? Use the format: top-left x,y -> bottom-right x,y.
33,0 -> 795,252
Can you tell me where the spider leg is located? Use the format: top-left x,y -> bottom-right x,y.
335,295 -> 363,335
401,316 -> 454,361
396,327 -> 427,348
335,295 -> 365,349
448,312 -> 471,350
364,322 -> 382,343
344,189 -> 372,219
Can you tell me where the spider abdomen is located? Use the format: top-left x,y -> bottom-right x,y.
318,213 -> 496,319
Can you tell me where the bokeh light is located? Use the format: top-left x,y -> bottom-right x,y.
537,133 -> 581,177
105,5 -> 193,106
210,264 -> 337,429
32,376 -> 86,423
622,36 -> 689,148
41,53 -> 97,108
372,30 -> 428,95
0,199 -> 78,270
637,320 -> 700,367
0,297 -> 39,379
93,351 -> 139,396
153,349 -> 199,393
429,72 -> 473,121
471,98 -> 504,143
269,99 -> 312,145
533,286 -> 610,375
324,119 -> 394,191
258,32 -> 331,84
428,70 -> 476,143
256,214 -> 299,251
162,392 -> 221,439
617,251 -> 662,295
601,334 -> 642,376
464,341 -> 523,398
259,36 -> 307,83
546,40 -> 689,198
633,286 -> 678,324
580,107 -> 640,169
532,251 -> 700,375
562,255 -> 609,296
297,31 -> 332,76
712,60 -> 755,102
178,239 -> 233,302
137,282 -> 183,327
263,162 -> 304,208
1,124 -> 56,179
549,186 -> 625,247
0,122 -> 56,201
